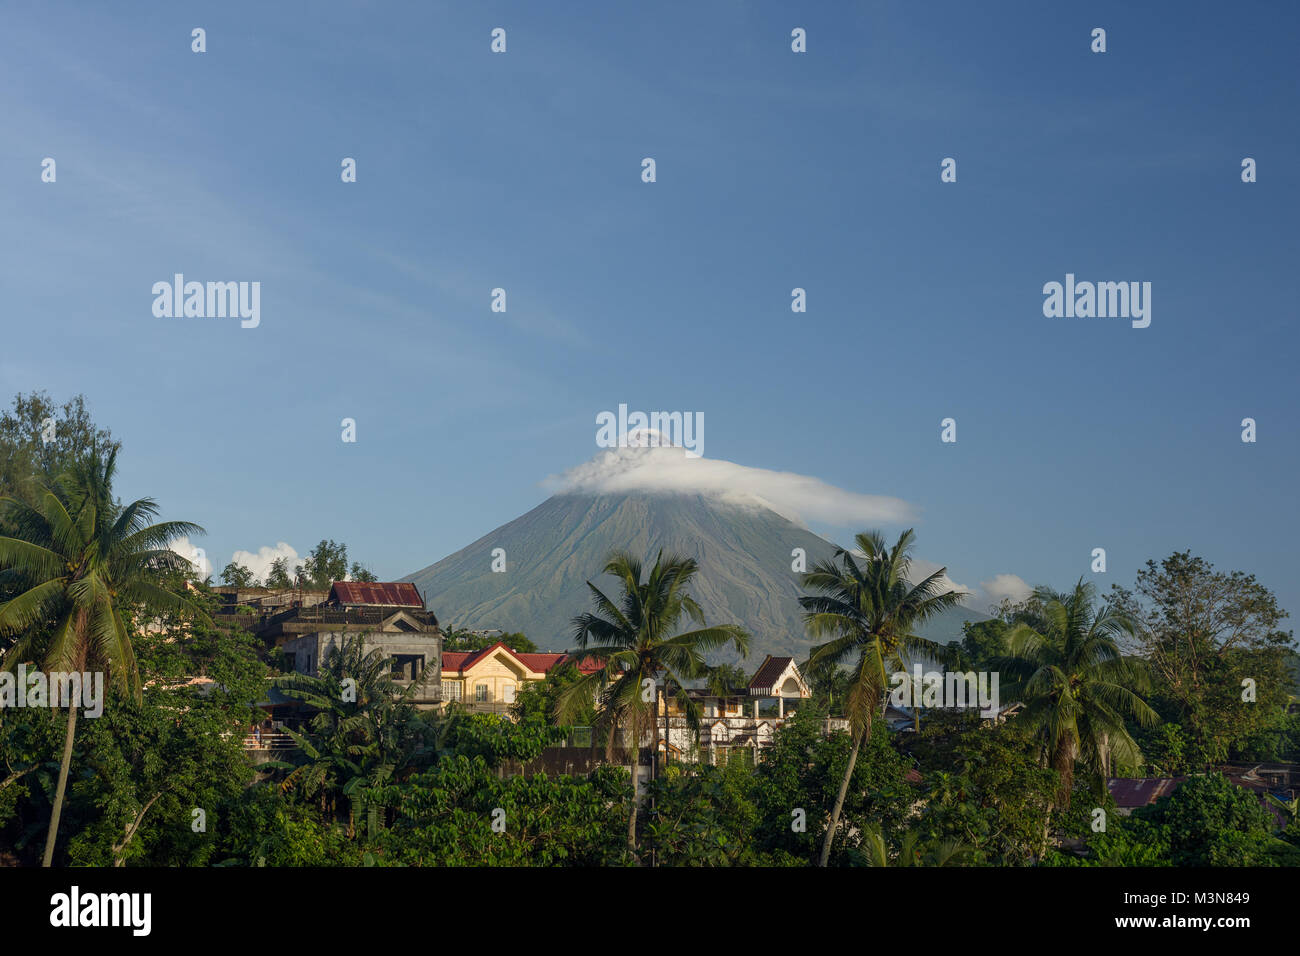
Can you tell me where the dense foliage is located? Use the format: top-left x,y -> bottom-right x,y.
0,393 -> 1296,867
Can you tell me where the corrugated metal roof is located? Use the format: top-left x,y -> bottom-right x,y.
327,581 -> 424,607
1106,777 -> 1184,808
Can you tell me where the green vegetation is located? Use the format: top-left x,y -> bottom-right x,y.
0,393 -> 1296,867
556,550 -> 750,862
798,529 -> 966,866
220,538 -> 378,589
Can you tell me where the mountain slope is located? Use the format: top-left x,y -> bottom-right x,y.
404,492 -> 987,661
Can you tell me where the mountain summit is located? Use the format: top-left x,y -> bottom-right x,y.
405,452 -> 987,659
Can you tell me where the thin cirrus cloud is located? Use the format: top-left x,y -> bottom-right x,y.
543,445 -> 915,529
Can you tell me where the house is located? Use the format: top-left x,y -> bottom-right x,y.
262,581 -> 443,709
658,655 -> 828,765
439,641 -> 603,714
1107,777 -> 1185,815
1107,765 -> 1300,818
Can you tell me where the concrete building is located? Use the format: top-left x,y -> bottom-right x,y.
260,581 -> 443,709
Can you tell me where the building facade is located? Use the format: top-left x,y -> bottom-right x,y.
262,581 -> 443,709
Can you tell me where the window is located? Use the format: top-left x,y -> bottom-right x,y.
475,684 -> 489,703
391,654 -> 424,681
441,681 -> 462,701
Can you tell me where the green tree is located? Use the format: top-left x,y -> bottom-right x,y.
952,618 -> 1010,671
348,562 -> 377,583
1079,773 -> 1286,867
0,392 -> 118,507
442,628 -> 538,654
907,722 -> 1058,864
703,662 -> 749,697
799,528 -> 965,867
994,580 -> 1158,813
270,636 -> 436,839
62,594 -> 266,866
853,823 -> 971,867
557,551 -> 749,862
0,449 -> 208,865
1108,552 -> 1295,766
296,539 -> 349,589
219,562 -> 256,588
264,557 -> 293,589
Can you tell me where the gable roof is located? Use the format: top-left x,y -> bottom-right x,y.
1107,777 -> 1184,808
327,582 -> 424,608
748,655 -> 798,695
440,641 -> 603,677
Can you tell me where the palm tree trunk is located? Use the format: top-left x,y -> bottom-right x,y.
653,687 -> 665,868
1052,738 -> 1077,809
818,721 -> 867,867
627,753 -> 640,862
1039,800 -> 1054,859
42,703 -> 78,867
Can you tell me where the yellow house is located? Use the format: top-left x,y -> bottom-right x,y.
440,642 -> 593,714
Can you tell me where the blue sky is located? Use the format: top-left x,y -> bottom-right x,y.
1,2 -> 1296,624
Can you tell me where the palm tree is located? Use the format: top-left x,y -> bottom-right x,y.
856,823 -> 971,866
272,636 -> 436,838
800,529 -> 966,867
992,579 -> 1158,814
557,551 -> 749,862
0,450 -> 207,866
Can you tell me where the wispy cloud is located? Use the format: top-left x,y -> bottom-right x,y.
544,445 -> 913,528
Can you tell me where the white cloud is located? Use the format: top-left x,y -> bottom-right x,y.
979,573 -> 1033,606
168,535 -> 211,579
543,445 -> 914,528
229,542 -> 301,585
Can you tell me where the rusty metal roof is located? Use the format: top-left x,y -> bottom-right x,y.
327,581 -> 424,608
1106,777 -> 1184,808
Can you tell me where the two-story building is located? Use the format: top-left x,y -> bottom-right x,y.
658,655 -> 841,765
262,581 -> 443,709
439,641 -> 603,714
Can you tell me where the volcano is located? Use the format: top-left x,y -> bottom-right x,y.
403,484 -> 987,661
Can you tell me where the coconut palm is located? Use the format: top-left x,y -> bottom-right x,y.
0,449 -> 207,866
856,823 -> 972,866
800,529 -> 966,867
991,579 -> 1158,811
557,551 -> 749,862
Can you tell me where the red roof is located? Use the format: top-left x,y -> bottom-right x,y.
748,655 -> 796,694
327,582 -> 423,608
440,642 -> 603,676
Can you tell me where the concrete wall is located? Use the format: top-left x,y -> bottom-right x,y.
281,629 -> 442,707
